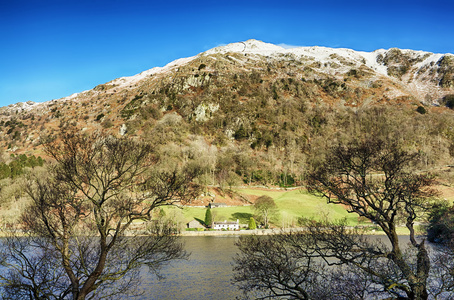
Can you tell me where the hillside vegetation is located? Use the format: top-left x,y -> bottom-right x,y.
1,40 -> 454,224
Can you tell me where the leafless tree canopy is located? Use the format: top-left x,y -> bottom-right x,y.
234,139 -> 453,300
306,139 -> 441,299
233,228 -> 377,300
0,131 -> 200,300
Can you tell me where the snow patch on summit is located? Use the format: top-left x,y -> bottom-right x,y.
7,101 -> 41,111
204,40 -> 391,76
358,50 -> 389,76
109,56 -> 197,88
205,39 -> 285,56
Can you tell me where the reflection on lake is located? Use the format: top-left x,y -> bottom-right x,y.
128,235 -> 416,299
0,234 -> 422,299
135,236 -> 241,299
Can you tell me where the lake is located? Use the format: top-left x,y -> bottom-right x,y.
0,235 -> 416,299
135,236 -> 242,299
133,234 -> 416,300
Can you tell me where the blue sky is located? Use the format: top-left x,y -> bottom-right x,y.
1,0 -> 453,107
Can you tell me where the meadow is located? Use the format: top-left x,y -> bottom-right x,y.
177,188 -> 361,227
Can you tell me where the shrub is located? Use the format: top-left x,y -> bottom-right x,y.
279,173 -> 295,187
101,119 -> 113,128
444,94 -> 454,109
416,106 -> 427,114
96,113 -> 105,121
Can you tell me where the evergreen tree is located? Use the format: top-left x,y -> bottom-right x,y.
248,217 -> 257,230
205,208 -> 213,227
234,124 -> 248,140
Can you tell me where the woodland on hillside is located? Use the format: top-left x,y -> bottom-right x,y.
2,105 -> 454,224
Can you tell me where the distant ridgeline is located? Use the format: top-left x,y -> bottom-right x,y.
0,154 -> 44,179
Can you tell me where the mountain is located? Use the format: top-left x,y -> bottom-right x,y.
1,39 -> 454,158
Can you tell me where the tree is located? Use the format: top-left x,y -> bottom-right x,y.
233,230 -> 372,300
248,217 -> 257,230
0,130 -> 200,300
306,138 -> 440,299
205,208 -> 213,227
234,138 -> 446,300
233,233 -> 317,299
443,94 -> 454,109
253,195 -> 277,228
234,124 -> 248,140
427,201 -> 454,244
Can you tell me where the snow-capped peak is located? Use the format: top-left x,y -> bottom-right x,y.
203,40 -> 387,75
107,40 -> 286,89
31,40 -> 452,108
204,39 -> 285,55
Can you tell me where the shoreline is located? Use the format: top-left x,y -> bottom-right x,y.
180,226 -> 426,237
1,225 -> 424,238
180,229 -> 274,236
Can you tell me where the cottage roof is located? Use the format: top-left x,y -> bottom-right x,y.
213,220 -> 238,225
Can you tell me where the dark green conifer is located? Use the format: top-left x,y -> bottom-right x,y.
205,208 -> 213,227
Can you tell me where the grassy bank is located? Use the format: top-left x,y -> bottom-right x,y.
239,188 -> 359,226
174,188 -> 362,227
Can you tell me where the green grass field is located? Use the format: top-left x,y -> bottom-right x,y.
178,188 -> 361,227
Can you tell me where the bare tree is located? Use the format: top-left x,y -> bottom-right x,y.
234,138 -> 447,300
233,229 -> 373,300
305,139 -> 440,299
233,233 -> 319,300
0,131 -> 200,300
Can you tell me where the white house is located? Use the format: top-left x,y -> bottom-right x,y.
212,219 -> 239,230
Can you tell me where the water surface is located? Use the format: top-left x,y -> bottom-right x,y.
119,234 -> 419,299
136,236 -> 241,299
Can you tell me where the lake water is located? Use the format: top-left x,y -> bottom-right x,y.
133,234 -> 415,300
135,236 -> 242,299
0,235 -> 415,299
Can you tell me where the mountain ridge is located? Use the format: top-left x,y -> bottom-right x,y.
4,39 -> 453,110
1,39 -> 454,157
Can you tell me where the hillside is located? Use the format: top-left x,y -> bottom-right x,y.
1,40 -> 454,187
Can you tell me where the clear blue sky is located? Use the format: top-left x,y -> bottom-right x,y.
1,0 -> 453,107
